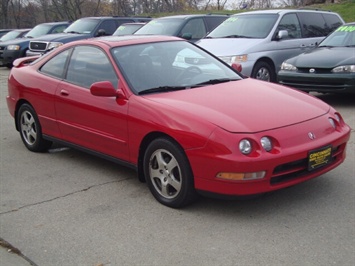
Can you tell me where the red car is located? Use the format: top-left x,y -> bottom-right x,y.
6,36 -> 351,208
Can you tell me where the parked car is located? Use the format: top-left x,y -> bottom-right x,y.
7,36 -> 350,208
277,23 -> 355,94
0,28 -> 31,42
0,21 -> 70,68
113,22 -> 146,36
134,14 -> 229,42
197,9 -> 344,82
26,16 -> 151,56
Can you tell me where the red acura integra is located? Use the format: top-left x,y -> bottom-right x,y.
6,35 -> 351,208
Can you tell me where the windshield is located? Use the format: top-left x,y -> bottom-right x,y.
25,25 -> 52,38
207,14 -> 278,39
319,25 -> 355,47
64,19 -> 99,34
134,19 -> 183,36
0,30 -> 21,41
112,40 -> 242,94
114,24 -> 143,36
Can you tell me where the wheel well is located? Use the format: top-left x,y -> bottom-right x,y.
253,57 -> 275,72
137,132 -> 183,182
14,100 -> 31,131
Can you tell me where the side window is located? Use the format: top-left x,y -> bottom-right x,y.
97,20 -> 117,36
298,12 -> 328,38
66,46 -> 118,89
322,13 -> 343,33
51,25 -> 67,34
277,13 -> 301,39
205,17 -> 227,33
40,49 -> 71,78
180,18 -> 206,40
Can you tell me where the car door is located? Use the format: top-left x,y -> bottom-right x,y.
54,45 -> 130,162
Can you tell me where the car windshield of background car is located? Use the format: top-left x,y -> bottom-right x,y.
25,25 -> 53,38
64,19 -> 98,34
206,14 -> 278,39
0,30 -> 21,42
112,40 -> 241,94
134,19 -> 183,35
319,25 -> 355,47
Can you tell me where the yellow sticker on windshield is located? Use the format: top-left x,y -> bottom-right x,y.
336,25 -> 355,32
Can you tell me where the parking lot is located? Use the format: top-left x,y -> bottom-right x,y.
0,67 -> 354,265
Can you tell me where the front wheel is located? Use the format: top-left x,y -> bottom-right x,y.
17,104 -> 52,152
143,137 -> 197,208
251,61 -> 275,82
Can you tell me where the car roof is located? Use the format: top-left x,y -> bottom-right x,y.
233,9 -> 340,16
79,16 -> 150,20
154,14 -> 229,20
40,21 -> 71,25
72,35 -> 182,47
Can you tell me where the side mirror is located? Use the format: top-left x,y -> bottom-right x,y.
277,30 -> 289,40
181,33 -> 192,40
231,63 -> 242,72
90,81 -> 123,98
97,29 -> 106,37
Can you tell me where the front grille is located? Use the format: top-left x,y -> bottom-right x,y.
270,145 -> 343,185
0,46 -> 5,51
297,67 -> 331,74
29,41 -> 48,51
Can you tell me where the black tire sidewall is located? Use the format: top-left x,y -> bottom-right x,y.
17,104 -> 51,152
252,61 -> 276,82
143,137 -> 196,208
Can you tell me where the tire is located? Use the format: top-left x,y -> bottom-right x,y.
143,137 -> 197,208
17,104 -> 52,152
251,61 -> 275,82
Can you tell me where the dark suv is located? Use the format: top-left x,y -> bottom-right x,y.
27,16 -> 151,56
134,14 -> 229,42
0,21 -> 70,67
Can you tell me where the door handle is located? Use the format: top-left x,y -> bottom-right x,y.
60,89 -> 69,96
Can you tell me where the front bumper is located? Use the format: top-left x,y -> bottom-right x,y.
186,115 -> 351,197
0,49 -> 22,66
278,71 -> 355,94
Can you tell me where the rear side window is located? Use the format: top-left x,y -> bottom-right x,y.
322,13 -> 343,32
204,17 -> 228,32
298,12 -> 328,37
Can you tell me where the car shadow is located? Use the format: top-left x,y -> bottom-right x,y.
311,92 -> 354,107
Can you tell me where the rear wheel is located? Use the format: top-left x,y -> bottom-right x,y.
17,104 -> 52,152
143,137 -> 197,208
251,61 -> 275,82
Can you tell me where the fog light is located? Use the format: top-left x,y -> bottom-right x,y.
216,171 -> 266,181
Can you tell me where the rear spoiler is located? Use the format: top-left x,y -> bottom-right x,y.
12,55 -> 41,68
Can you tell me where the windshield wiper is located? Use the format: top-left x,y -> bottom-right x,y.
65,31 -> 81,34
138,86 -> 187,95
222,35 -> 253,38
191,78 -> 239,88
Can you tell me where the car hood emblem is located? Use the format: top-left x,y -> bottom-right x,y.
308,132 -> 316,140
309,68 -> 315,73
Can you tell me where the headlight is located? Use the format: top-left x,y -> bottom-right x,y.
331,65 -> 355,73
219,54 -> 248,65
281,62 -> 297,71
48,42 -> 63,50
328,118 -> 336,129
7,45 -> 20,50
260,137 -> 272,152
239,139 -> 252,155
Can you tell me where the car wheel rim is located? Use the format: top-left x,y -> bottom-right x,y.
20,110 -> 37,146
149,149 -> 182,199
256,67 -> 270,81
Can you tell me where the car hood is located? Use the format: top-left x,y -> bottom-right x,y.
30,33 -> 91,42
0,37 -> 29,46
197,38 -> 264,56
145,79 -> 329,133
287,47 -> 355,68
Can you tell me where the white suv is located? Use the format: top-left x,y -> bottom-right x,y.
197,9 -> 344,82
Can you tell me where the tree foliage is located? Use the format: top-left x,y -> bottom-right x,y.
0,0 -> 343,28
